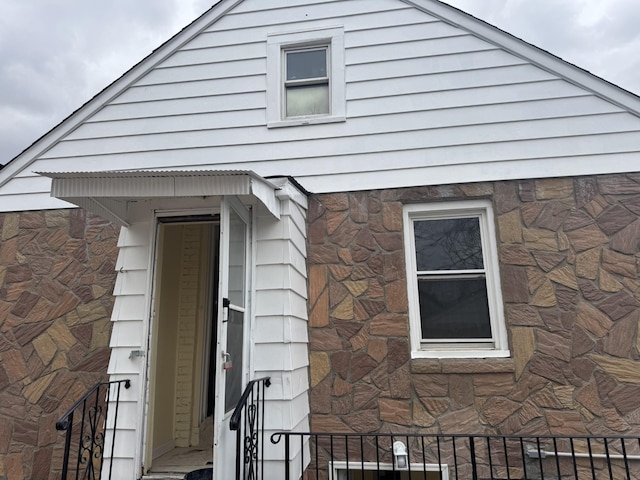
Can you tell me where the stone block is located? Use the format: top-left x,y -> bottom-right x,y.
610,219 -> 640,255
565,224 -> 609,252
512,327 -> 535,379
592,355 -> 640,383
498,210 -> 523,243
482,397 -> 520,426
379,398 -> 412,426
309,352 -> 330,387
473,373 -> 514,396
576,302 -> 613,337
326,211 -> 347,235
547,265 -> 578,290
523,228 -> 558,251
535,178 -> 574,200
501,265 -> 529,303
596,290 -> 638,321
382,202 -> 402,232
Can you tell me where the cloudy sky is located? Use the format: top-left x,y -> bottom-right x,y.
1,0 -> 639,166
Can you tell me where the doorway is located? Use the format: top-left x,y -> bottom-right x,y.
145,218 -> 220,475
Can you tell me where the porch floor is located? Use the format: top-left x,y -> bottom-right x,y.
146,418 -> 213,477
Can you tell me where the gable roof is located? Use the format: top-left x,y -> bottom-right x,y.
2,0 -> 640,188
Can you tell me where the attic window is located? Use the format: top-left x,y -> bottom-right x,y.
267,27 -> 345,127
284,46 -> 330,117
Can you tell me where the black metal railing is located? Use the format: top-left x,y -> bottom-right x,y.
56,379 -> 131,480
271,431 -> 640,479
230,376 -> 271,480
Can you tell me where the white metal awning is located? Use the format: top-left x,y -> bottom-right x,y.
38,170 -> 281,226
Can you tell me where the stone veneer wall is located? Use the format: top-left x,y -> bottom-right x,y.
307,173 -> 640,441
0,209 -> 118,480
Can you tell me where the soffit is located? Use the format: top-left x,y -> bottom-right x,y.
38,170 -> 280,226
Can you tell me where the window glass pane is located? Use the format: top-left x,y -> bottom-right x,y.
227,208 -> 245,307
286,84 -> 329,117
286,49 -> 327,80
414,217 -> 483,271
224,308 -> 244,413
418,277 -> 491,339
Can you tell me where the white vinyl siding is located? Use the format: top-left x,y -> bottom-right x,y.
2,0 -> 640,210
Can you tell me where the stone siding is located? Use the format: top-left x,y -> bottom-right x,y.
0,209 -> 118,480
307,173 -> 640,438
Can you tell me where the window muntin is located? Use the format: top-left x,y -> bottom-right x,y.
404,201 -> 508,358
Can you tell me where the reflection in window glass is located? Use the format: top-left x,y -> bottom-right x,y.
227,209 -> 245,308
286,84 -> 330,117
414,218 -> 483,271
418,277 -> 491,339
286,49 -> 327,80
224,309 -> 244,413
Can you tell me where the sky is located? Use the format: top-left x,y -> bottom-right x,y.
1,0 -> 639,166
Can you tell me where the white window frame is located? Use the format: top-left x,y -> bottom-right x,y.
267,26 -> 345,128
330,461 -> 449,480
403,200 -> 509,359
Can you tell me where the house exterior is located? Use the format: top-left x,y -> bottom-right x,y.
0,0 -> 639,479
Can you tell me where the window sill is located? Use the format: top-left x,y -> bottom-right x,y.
411,356 -> 515,374
267,115 -> 346,129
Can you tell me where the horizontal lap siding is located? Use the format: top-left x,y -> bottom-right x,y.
103,222 -> 152,478
254,197 -> 310,475
5,0 -> 640,207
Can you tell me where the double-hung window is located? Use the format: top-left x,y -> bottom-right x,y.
403,201 -> 508,358
284,46 -> 330,117
267,27 -> 345,127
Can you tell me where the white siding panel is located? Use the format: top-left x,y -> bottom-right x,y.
113,270 -> 148,296
0,193 -> 69,212
109,320 -> 144,348
101,458 -> 135,480
254,343 -> 309,371
137,58 -> 265,85
111,79 -> 264,105
347,50 -> 526,82
0,175 -> 51,193
158,42 -> 264,69
345,21 -> 461,47
88,90 -> 265,120
189,8 -> 435,50
74,110 -> 264,140
44,106 -> 638,161
348,64 -> 557,100
347,35 -> 494,65
255,316 -> 309,344
212,0 -> 409,32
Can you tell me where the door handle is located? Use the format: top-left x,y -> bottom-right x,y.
222,297 -> 230,322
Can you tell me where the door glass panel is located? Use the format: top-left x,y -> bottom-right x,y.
224,309 -> 244,412
224,206 -> 247,413
227,209 -> 246,308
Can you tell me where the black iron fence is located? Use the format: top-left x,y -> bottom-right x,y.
230,376 -> 271,480
55,379 -> 130,480
271,432 -> 640,479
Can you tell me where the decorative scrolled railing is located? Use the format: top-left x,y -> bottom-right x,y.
55,379 -> 130,480
230,376 -> 271,480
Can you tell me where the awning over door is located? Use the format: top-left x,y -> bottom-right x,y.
38,170 -> 281,226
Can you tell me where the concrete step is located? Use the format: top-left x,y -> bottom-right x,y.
142,467 -> 213,480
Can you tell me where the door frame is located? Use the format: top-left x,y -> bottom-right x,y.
138,200 -> 254,476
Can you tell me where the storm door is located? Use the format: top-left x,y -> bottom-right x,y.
213,196 -> 251,477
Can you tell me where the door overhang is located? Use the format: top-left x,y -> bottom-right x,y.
38,169 -> 281,226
